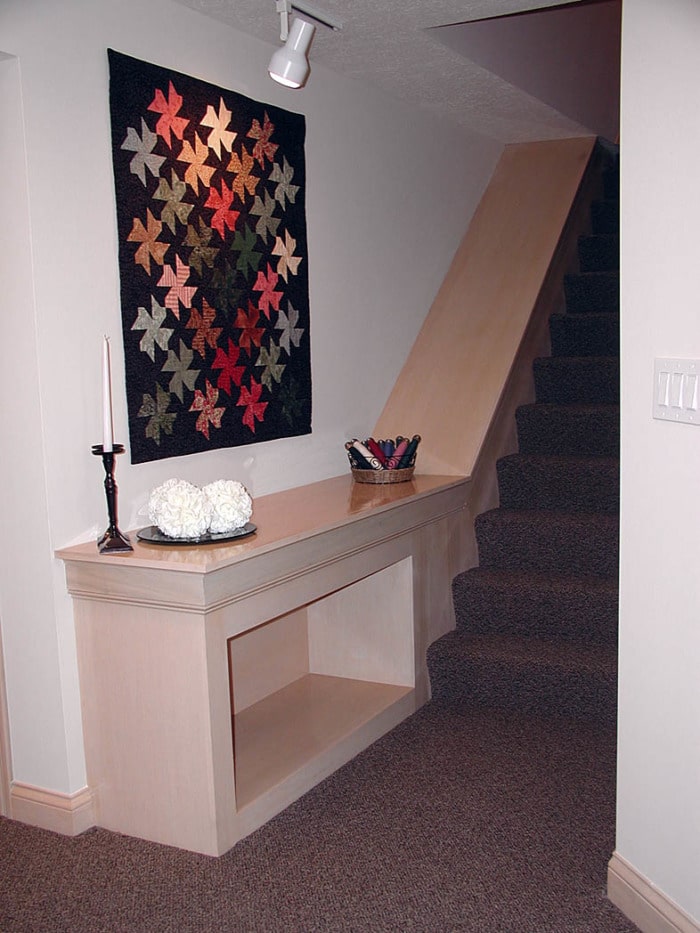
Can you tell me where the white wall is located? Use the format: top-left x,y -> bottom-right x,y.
0,56 -> 79,792
617,0 -> 700,923
0,0 -> 502,795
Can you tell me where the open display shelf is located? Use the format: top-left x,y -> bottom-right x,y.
228,559 -> 415,814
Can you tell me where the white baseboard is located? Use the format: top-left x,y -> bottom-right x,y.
10,781 -> 96,836
608,852 -> 700,933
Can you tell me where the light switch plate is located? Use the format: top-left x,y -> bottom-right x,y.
653,358 -> 700,424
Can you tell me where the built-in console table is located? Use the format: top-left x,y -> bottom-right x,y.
57,474 -> 469,855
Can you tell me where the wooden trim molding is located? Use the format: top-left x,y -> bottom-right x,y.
10,781 -> 96,837
608,852 -> 700,933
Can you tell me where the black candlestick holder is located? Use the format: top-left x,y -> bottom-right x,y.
92,443 -> 133,553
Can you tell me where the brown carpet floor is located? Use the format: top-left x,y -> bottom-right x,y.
0,701 -> 637,932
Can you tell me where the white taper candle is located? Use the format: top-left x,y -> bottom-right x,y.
102,335 -> 114,453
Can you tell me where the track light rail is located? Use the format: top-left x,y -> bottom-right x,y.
291,0 -> 343,31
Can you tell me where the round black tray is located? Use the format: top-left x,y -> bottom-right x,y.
136,522 -> 256,545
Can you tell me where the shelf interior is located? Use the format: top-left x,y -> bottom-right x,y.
233,673 -> 412,809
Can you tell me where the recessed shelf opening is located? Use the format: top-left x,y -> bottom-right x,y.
228,558 -> 415,811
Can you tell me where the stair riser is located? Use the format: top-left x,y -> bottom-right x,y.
476,512 -> 619,577
591,200 -> 619,236
516,405 -> 619,457
452,572 -> 618,642
565,272 -> 620,313
578,235 -> 619,273
603,167 -> 619,201
497,457 -> 619,514
534,359 -> 620,405
549,314 -> 619,358
427,642 -> 616,724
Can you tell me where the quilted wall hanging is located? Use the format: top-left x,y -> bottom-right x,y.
108,49 -> 311,464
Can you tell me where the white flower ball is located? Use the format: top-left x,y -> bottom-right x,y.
204,480 -> 253,534
148,478 -> 212,539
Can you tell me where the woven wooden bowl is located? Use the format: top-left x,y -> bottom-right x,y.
351,466 -> 415,484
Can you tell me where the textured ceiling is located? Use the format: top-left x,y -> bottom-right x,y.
173,0 -> 594,142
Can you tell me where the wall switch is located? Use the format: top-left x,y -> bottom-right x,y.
653,358 -> 700,424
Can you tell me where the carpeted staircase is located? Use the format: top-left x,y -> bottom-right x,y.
428,143 -> 620,725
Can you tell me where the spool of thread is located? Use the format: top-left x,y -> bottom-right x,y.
350,439 -> 384,471
345,442 -> 372,469
386,437 -> 409,469
364,437 -> 388,467
397,434 -> 421,469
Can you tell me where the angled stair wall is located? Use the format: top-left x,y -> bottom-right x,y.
374,136 -> 599,481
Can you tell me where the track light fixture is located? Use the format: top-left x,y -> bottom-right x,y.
269,15 -> 316,88
268,0 -> 342,89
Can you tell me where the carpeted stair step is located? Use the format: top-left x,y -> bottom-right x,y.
533,357 -> 619,405
476,509 -> 619,577
452,568 -> 618,643
496,454 -> 619,513
426,631 -> 617,723
591,199 -> 619,236
564,271 -> 620,313
549,312 -> 619,358
578,234 -> 619,273
516,403 -> 619,457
